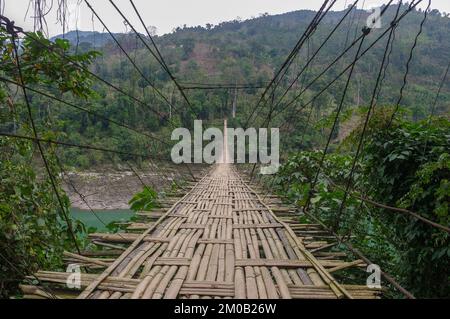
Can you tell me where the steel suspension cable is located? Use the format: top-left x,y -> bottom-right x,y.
8,22 -> 81,254
305,0 -> 403,216
83,0 -> 180,118
252,1 -> 340,130
0,76 -> 169,147
0,19 -> 178,128
269,0 -> 360,119
388,0 -> 431,126
304,29 -> 370,213
264,0 -> 337,102
271,0 -> 421,125
272,0 -> 399,122
0,131 -> 164,159
243,0 -> 332,128
333,8 -> 400,229
125,0 -> 199,119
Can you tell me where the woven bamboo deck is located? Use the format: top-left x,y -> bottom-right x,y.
22,164 -> 381,299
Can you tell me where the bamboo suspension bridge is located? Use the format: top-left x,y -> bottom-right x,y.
3,0 -> 447,300
21,161 -> 380,299
19,121 -> 381,299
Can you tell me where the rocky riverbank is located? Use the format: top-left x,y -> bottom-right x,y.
62,170 -> 173,210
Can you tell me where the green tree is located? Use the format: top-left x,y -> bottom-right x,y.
0,27 -> 98,297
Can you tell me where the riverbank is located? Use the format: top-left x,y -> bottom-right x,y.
62,169 -> 173,210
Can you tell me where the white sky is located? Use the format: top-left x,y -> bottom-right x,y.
4,0 -> 449,37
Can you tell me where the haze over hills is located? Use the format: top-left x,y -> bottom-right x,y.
31,5 -> 449,169
42,5 -> 450,163
51,30 -> 128,47
2,4 -> 450,300
53,6 -> 450,115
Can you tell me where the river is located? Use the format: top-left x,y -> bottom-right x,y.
70,208 -> 134,231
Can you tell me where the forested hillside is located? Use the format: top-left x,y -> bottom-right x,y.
1,3 -> 449,299
27,4 -> 449,167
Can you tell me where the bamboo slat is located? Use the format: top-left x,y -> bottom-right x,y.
25,164 -> 375,299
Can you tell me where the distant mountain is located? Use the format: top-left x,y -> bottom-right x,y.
50,30 -> 117,47
50,30 -> 150,48
52,6 -> 450,119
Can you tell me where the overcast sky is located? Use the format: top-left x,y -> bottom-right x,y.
4,0 -> 450,37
